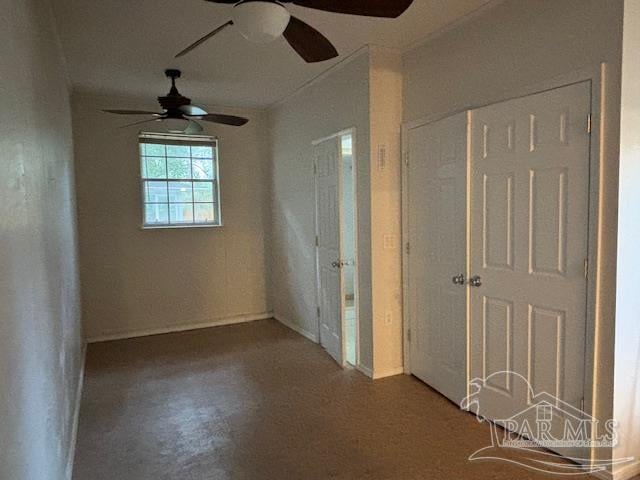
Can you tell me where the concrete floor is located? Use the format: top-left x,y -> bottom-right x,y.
73,319 -> 598,480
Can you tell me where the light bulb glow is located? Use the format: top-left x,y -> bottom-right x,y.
233,1 -> 290,44
164,118 -> 190,133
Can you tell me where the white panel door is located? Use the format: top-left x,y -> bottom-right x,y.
408,113 -> 468,404
468,82 -> 591,458
315,137 -> 344,365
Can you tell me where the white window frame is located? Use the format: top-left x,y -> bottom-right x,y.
139,132 -> 222,229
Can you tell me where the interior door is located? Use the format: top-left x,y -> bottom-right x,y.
314,136 -> 344,365
408,113 -> 468,404
468,82 -> 591,458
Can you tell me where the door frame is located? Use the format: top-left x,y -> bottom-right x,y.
313,128 -> 360,367
401,64 -> 609,430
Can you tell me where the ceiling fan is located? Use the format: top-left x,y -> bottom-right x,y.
103,69 -> 249,133
176,0 -> 414,63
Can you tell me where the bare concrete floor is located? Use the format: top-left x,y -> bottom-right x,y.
73,319 -> 596,480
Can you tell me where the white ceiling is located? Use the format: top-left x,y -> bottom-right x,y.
52,0 -> 492,109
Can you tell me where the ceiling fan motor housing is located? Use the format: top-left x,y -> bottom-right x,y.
233,0 -> 291,44
158,69 -> 191,117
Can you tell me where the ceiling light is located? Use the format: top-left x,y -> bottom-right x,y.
164,118 -> 190,133
232,1 -> 291,44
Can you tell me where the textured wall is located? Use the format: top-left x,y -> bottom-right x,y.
0,0 -> 83,479
72,92 -> 271,340
268,53 -> 373,370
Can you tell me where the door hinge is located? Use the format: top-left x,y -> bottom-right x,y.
317,306 -> 321,318
313,162 -> 317,174
407,328 -> 412,342
587,114 -> 592,134
404,151 -> 409,167
584,258 -> 589,279
315,235 -> 319,247
405,242 -> 411,255
580,397 -> 585,413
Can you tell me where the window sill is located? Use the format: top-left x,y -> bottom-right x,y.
141,224 -> 223,230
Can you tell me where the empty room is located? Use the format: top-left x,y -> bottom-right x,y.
2,0 -> 640,479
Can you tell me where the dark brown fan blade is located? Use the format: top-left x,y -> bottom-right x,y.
293,0 -> 413,18
199,114 -> 249,126
283,16 -> 338,63
120,118 -> 162,128
176,20 -> 233,58
103,109 -> 162,115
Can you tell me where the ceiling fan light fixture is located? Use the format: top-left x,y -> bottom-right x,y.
164,117 -> 191,133
232,1 -> 291,44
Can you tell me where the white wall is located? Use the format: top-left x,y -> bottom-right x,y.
403,0 -> 624,470
0,0 -> 83,479
369,48 -> 404,377
269,48 -> 404,377
269,52 -> 374,369
613,1 -> 640,476
72,92 -> 271,340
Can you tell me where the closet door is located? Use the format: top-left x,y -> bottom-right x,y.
407,113 -> 468,404
468,82 -> 591,459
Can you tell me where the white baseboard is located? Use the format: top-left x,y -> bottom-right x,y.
576,458 -> 639,480
613,460 -> 640,480
86,312 -> 273,343
66,342 -> 87,480
357,364 -> 373,378
373,367 -> 405,380
593,468 -> 614,480
274,314 -> 319,343
355,365 -> 404,380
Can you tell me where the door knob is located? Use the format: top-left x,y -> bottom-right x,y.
468,275 -> 482,287
331,261 -> 341,268
452,274 -> 465,286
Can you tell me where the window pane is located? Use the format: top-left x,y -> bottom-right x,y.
168,181 -> 193,202
145,204 -> 169,225
167,158 -> 191,179
192,159 -> 214,180
142,143 -> 165,157
169,203 -> 194,224
191,146 -> 213,159
166,145 -> 190,157
145,181 -> 168,203
142,157 -> 167,179
193,182 -> 214,202
195,203 -> 216,224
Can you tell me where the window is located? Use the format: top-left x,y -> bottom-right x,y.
139,133 -> 221,228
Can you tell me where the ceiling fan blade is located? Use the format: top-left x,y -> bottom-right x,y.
103,109 -> 161,115
199,114 -> 249,126
283,16 -> 338,63
176,20 -> 234,58
119,118 -> 162,129
180,105 -> 209,117
292,0 -> 413,18
204,0 -> 239,3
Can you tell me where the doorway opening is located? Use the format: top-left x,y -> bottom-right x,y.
341,133 -> 357,366
313,129 -> 358,368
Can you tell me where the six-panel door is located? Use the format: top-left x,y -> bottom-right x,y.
468,81 -> 591,459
